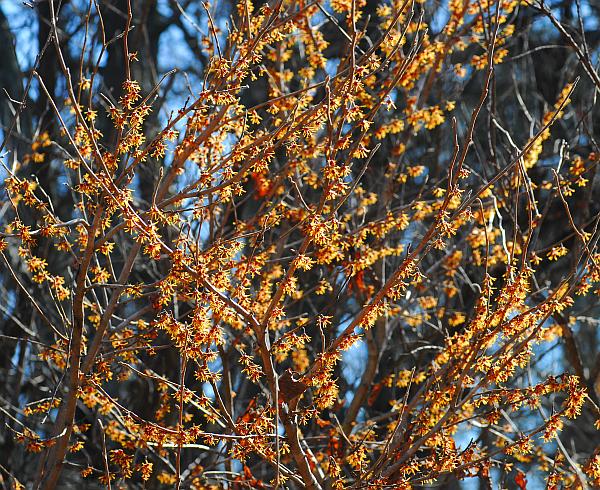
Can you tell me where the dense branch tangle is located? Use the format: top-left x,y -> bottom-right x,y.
1,0 -> 600,488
